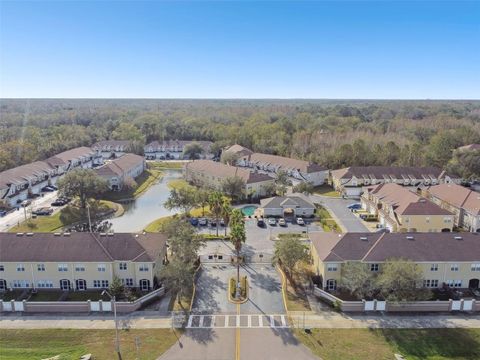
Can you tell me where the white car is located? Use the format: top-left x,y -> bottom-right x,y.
278,218 -> 287,227
267,217 -> 277,226
296,217 -> 305,226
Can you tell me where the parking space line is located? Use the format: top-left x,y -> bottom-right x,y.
270,315 -> 274,327
199,315 -> 204,327
281,315 -> 286,327
225,315 -> 229,327
187,315 -> 193,328
248,315 -> 252,328
259,315 -> 263,327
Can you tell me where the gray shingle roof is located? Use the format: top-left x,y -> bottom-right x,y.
260,195 -> 315,209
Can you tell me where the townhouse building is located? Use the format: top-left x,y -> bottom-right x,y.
425,183 -> 480,233
330,166 -> 462,198
144,140 -> 214,160
184,160 -> 275,198
92,140 -> 133,159
310,232 -> 480,291
260,195 -> 316,218
0,147 -> 103,207
361,183 -> 454,232
224,144 -> 328,186
0,232 -> 167,292
95,154 -> 146,191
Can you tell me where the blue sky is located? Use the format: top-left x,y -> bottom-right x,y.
1,1 -> 479,99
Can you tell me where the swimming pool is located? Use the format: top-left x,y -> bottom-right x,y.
241,205 -> 258,216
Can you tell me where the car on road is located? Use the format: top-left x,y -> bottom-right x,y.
42,186 -> 55,192
267,217 -> 276,226
189,217 -> 199,226
21,200 -> 32,207
347,203 -> 362,210
278,218 -> 286,227
33,207 -> 53,216
296,217 -> 305,226
257,218 -> 265,227
198,218 -> 208,226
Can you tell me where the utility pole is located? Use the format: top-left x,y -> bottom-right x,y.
86,202 -> 92,232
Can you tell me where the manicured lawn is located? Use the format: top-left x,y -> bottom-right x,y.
285,287 -> 311,311
148,161 -> 185,170
144,215 -> 174,232
315,205 -> 340,232
0,290 -> 25,301
27,291 -> 62,302
102,169 -> 162,201
0,328 -> 180,360
313,185 -> 341,197
167,178 -> 192,190
294,328 -> 480,360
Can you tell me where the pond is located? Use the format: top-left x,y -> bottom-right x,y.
108,169 -> 182,232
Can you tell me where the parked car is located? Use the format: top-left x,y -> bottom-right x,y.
278,218 -> 287,227
189,217 -> 199,226
51,199 -> 66,206
257,218 -> 265,227
0,210 -> 7,217
360,214 -> 378,222
220,219 -> 225,227
33,207 -> 53,216
209,219 -> 217,227
296,217 -> 305,226
347,203 -> 362,210
42,186 -> 55,192
267,217 -> 276,226
198,218 -> 208,226
376,228 -> 390,233
21,200 -> 32,207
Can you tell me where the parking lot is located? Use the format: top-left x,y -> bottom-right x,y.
192,263 -> 285,315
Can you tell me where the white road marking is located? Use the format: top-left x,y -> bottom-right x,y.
185,314 -> 289,329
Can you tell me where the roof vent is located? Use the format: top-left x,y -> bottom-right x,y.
454,236 -> 463,240
360,236 -> 368,241
406,236 -> 414,240
16,233 -> 24,236
63,232 -> 70,236
54,232 -> 61,236
99,233 -> 107,237
26,233 -> 34,237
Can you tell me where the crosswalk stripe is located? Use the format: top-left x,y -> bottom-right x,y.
185,314 -> 289,329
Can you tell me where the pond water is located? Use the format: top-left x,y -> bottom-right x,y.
108,169 -> 182,232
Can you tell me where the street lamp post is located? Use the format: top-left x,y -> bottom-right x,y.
102,290 -> 121,359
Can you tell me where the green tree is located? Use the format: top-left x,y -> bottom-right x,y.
57,168 -> 108,209
108,275 -> 125,299
161,217 -> 204,263
273,235 -> 309,284
183,142 -> 205,160
376,258 -> 430,301
447,149 -> 480,180
164,187 -> 198,216
230,209 -> 246,289
196,188 -> 211,217
292,182 -> 314,195
160,258 -> 196,308
221,198 -> 232,237
340,262 -> 376,299
208,191 -> 224,236
221,176 -> 245,201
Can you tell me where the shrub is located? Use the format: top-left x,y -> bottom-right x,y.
241,276 -> 247,298
230,278 -> 236,298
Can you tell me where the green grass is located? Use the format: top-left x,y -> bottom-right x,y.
0,328 -> 180,360
294,328 -> 480,360
277,233 -> 305,240
315,205 -> 340,232
0,290 -> 25,301
9,201 -> 120,233
313,185 -> 341,197
148,161 -> 185,170
27,291 -> 62,302
286,287 -> 311,311
167,178 -> 192,190
102,169 -> 163,201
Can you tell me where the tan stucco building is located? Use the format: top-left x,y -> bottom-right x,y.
361,183 -> 454,232
310,232 -> 480,291
0,232 -> 167,292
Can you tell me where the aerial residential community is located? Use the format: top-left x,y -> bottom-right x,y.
1,1 -> 480,360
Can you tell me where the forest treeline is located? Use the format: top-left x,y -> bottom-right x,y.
1,99 -> 479,178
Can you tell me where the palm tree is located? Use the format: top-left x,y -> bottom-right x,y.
208,191 -> 224,236
230,209 -> 246,289
197,188 -> 211,217
221,198 -> 232,237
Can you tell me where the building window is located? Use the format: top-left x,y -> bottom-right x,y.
426,217 -> 430,223
58,264 -> 68,272
93,280 -> 109,288
122,278 -> 134,287
423,279 -> 439,288
326,279 -> 337,291
0,265 -> 4,271
447,280 -> 462,288
430,264 -> 438,272
450,264 -> 459,272
471,264 -> 480,272
370,264 -> 379,272
75,264 -> 85,272
37,280 -> 53,288
16,264 -> 25,272
12,280 -> 30,288
97,264 -> 106,272
139,265 -> 149,272
37,264 -> 46,272
444,217 -> 452,223
327,263 -> 338,272
119,262 -> 127,270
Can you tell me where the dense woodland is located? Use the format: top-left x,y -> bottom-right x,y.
1,99 -> 480,178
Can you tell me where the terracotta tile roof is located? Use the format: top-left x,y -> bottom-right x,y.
428,183 -> 480,215
0,232 -> 166,262
310,232 -> 480,262
185,160 -> 273,184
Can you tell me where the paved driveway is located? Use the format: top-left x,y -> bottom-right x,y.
311,195 -> 368,232
192,264 -> 285,315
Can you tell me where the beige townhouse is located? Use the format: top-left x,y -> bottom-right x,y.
361,183 -> 454,232
184,160 -> 274,198
330,166 -> 462,198
0,232 -> 167,292
95,153 -> 146,191
425,183 -> 480,233
310,232 -> 480,292
224,144 -> 328,186
144,140 -> 214,160
92,140 -> 133,160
